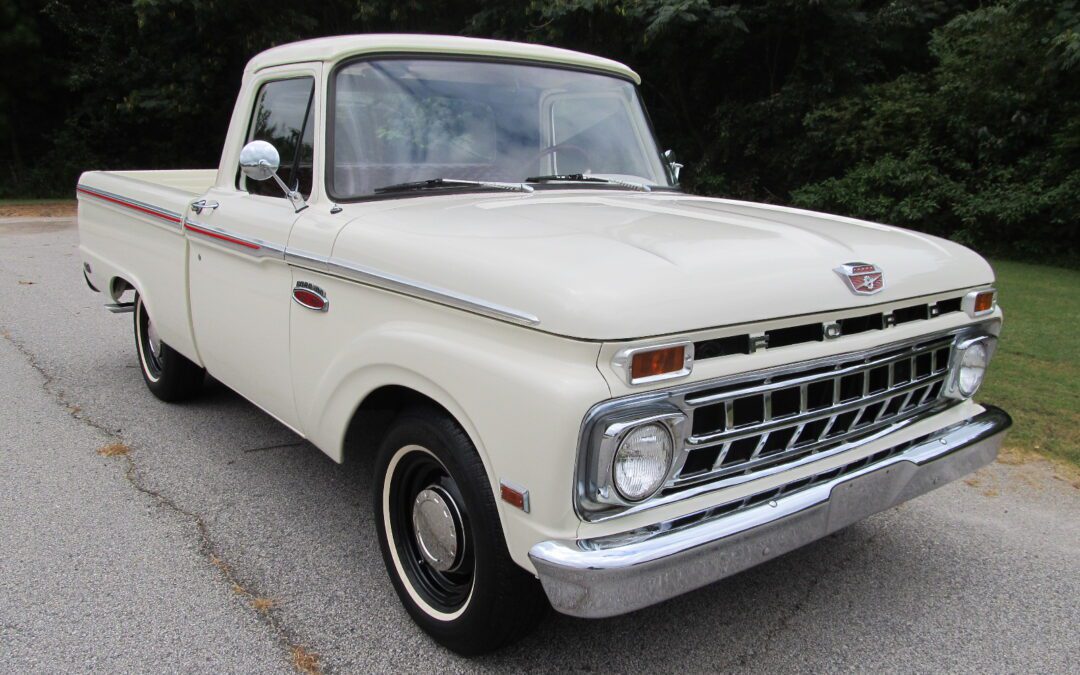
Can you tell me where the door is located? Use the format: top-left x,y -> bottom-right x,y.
186,71 -> 318,431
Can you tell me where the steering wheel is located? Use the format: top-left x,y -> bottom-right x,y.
519,143 -> 591,175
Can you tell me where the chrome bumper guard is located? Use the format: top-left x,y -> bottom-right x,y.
530,406 -> 1011,618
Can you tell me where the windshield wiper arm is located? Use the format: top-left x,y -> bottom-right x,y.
374,178 -> 533,194
525,174 -> 651,192
526,173 -> 608,183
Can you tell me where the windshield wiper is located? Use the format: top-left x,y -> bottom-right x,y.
374,178 -> 533,194
525,174 -> 651,192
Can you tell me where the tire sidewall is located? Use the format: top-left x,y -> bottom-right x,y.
132,292 -> 203,402
373,411 -> 509,649
134,295 -> 163,384
381,443 -> 475,621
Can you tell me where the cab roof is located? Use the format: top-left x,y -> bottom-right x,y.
245,34 -> 640,84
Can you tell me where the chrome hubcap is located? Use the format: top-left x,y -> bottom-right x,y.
146,319 -> 162,358
411,486 -> 461,572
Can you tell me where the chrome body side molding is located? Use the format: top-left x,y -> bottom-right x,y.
76,184 -> 184,230
286,251 -> 541,327
182,218 -> 285,259
80,184 -> 541,326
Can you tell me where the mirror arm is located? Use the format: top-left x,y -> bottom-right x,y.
662,149 -> 683,184
260,160 -> 309,213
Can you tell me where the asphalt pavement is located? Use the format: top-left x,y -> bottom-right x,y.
1,217 -> 1077,673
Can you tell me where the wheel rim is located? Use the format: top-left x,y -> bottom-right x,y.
387,446 -> 474,614
146,320 -> 162,360
137,299 -> 164,380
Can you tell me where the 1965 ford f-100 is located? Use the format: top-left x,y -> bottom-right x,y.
77,34 -> 1011,654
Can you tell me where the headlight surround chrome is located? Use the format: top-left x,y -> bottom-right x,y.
946,334 -> 997,400
612,423 -> 674,501
577,409 -> 686,514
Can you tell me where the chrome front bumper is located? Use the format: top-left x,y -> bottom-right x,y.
530,406 -> 1011,618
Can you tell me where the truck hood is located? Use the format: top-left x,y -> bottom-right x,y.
331,191 -> 993,340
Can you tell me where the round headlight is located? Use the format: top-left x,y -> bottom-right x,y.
956,341 -> 989,397
613,423 -> 674,501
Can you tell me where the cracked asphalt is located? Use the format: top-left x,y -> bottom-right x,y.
1,217 -> 1078,673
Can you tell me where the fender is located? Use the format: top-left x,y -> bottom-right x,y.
288,286 -> 611,568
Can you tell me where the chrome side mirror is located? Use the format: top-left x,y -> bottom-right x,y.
239,140 -> 308,212
662,149 -> 683,184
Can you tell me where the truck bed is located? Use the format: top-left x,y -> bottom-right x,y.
76,168 -> 216,367
103,169 -> 218,195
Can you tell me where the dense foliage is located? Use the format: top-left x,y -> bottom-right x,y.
2,0 -> 1076,262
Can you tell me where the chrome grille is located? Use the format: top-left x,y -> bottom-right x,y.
666,335 -> 953,493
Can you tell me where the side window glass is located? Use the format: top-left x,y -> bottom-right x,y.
241,77 -> 315,199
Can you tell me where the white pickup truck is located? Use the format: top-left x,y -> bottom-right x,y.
77,34 -> 1011,654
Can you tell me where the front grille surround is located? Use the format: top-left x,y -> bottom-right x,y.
669,336 -> 952,492
575,325 -> 992,522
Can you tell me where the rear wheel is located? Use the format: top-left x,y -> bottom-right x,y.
374,406 -> 547,655
134,294 -> 204,402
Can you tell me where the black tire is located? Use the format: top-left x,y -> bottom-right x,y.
373,406 -> 548,655
134,293 -> 204,402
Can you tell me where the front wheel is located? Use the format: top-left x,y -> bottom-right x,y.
374,407 -> 547,655
134,294 -> 204,402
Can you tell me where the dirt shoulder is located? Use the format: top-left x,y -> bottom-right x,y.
0,201 -> 77,218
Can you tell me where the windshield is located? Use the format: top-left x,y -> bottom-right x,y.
329,58 -> 673,199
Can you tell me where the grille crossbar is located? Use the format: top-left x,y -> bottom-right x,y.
667,336 -> 954,492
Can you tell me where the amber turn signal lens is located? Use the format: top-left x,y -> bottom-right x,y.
631,345 -> 686,381
973,291 -> 995,314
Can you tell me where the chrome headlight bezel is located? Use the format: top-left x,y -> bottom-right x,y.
576,409 -> 686,516
945,334 -> 997,400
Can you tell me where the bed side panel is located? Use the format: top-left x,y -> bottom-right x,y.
76,170 -> 204,365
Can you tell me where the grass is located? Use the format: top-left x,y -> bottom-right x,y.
978,259 -> 1080,468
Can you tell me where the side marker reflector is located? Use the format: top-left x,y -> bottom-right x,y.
500,482 -> 530,513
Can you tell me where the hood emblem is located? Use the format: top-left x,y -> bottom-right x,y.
835,262 -> 885,295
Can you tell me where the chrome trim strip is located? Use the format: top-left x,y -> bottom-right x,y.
283,248 -> 330,272
76,184 -> 183,230
286,253 -> 541,327
532,405 -> 1011,618
78,182 -> 539,326
183,218 -> 285,260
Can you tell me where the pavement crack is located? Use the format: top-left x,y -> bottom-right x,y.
1,327 -> 322,674
244,441 -> 308,454
724,531 -> 878,670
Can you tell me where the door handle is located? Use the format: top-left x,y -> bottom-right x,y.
190,199 -> 220,215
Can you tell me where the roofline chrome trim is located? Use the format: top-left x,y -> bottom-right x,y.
286,253 -> 541,327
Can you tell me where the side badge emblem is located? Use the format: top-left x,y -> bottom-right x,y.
834,262 -> 885,295
293,281 -> 329,312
